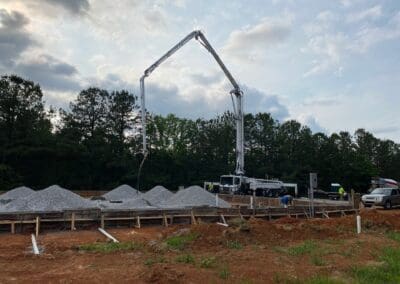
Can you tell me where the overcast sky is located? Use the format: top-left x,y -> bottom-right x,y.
0,0 -> 399,141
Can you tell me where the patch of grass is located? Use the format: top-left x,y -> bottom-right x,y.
226,240 -> 243,249
176,254 -> 195,264
287,240 -> 317,256
272,246 -> 288,254
165,232 -> 198,250
78,242 -> 142,253
351,247 -> 400,283
200,256 -> 216,268
387,231 -> 400,242
273,274 -> 343,284
311,255 -> 326,266
144,256 -> 166,266
219,266 -> 230,280
229,217 -> 251,231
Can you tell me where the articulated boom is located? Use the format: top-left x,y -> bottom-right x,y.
140,30 -> 244,175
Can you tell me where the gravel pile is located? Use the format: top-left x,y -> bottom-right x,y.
114,197 -> 154,210
0,186 -> 35,203
160,185 -> 231,208
142,185 -> 174,206
103,184 -> 140,201
0,185 -> 95,213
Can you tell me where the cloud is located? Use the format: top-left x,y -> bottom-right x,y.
31,0 -> 90,15
242,86 -> 289,121
14,54 -> 81,91
303,33 -> 347,77
189,72 -> 222,85
347,5 -> 382,23
296,114 -> 326,133
303,8 -> 400,77
0,9 -> 36,66
223,16 -> 292,62
371,126 -> 400,135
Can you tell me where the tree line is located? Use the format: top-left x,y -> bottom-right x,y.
1,74 -> 399,193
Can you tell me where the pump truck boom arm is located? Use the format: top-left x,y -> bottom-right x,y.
140,30 -> 245,175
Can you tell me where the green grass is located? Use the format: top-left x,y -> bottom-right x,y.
310,255 -> 326,266
351,247 -> 400,284
287,240 -> 318,256
78,242 -> 142,253
226,240 -> 243,250
200,256 -> 216,268
219,266 -> 230,279
144,256 -> 167,266
387,231 -> 400,242
165,233 -> 198,250
176,254 -> 195,264
273,275 -> 344,284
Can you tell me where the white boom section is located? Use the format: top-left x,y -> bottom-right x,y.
140,30 -> 244,175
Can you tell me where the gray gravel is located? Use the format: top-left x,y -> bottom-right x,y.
102,184 -> 140,201
0,185 -> 95,213
115,197 -> 155,210
0,186 -> 35,203
160,185 -> 231,208
142,185 -> 174,206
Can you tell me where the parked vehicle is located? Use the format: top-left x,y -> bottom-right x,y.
361,188 -> 400,209
204,175 -> 287,197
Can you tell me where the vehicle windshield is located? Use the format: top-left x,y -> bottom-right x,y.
220,176 -> 233,185
371,188 -> 392,195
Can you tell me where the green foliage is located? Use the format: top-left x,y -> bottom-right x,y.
351,247 -> 400,283
200,256 -> 216,268
219,266 -> 230,280
175,254 -> 195,264
226,240 -> 243,250
165,233 -> 198,250
273,274 -> 344,284
1,74 -> 400,191
287,240 -> 317,256
144,256 -> 167,266
387,231 -> 400,242
78,241 -> 142,253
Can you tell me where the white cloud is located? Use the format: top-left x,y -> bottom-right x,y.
347,5 -> 382,23
223,16 -> 292,63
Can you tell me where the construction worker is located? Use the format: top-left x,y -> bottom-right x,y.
280,194 -> 293,208
338,186 -> 346,200
207,182 -> 214,192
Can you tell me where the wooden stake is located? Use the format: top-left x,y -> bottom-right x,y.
135,216 -> 141,229
191,210 -> 197,225
35,216 -> 40,238
101,214 -> 105,229
11,222 -> 15,234
163,213 -> 168,227
71,212 -> 76,231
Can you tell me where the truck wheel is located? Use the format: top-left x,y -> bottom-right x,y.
384,200 -> 392,210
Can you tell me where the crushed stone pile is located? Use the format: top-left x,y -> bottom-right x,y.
0,186 -> 35,203
142,185 -> 174,206
102,184 -> 140,201
0,185 -> 95,213
114,197 -> 154,210
160,185 -> 231,208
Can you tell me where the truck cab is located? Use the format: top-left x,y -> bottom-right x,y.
219,175 -> 245,194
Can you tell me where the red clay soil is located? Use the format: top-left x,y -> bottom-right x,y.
1,209 -> 400,283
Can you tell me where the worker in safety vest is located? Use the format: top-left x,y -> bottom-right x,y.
207,182 -> 214,192
338,186 -> 346,200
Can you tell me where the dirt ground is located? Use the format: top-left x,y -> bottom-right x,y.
1,209 -> 400,283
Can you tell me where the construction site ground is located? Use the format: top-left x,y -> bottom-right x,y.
1,208 -> 400,283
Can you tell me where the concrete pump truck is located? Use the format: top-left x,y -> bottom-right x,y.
138,30 -> 290,197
